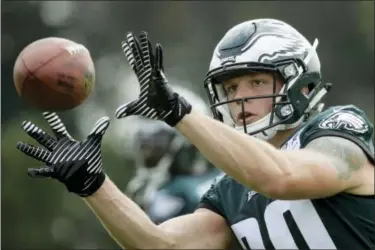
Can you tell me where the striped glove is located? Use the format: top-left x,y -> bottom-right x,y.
115,31 -> 192,127
16,112 -> 110,197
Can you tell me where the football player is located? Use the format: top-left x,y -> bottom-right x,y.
127,118 -> 222,224
17,19 -> 374,249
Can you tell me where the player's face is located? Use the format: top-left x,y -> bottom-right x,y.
222,72 -> 283,126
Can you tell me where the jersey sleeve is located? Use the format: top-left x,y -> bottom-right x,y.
301,105 -> 374,162
197,173 -> 227,218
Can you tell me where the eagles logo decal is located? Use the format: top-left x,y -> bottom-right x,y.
220,55 -> 236,66
318,111 -> 369,134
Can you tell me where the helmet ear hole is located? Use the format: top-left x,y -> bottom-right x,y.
299,83 -> 316,99
304,80 -> 325,99
300,86 -> 310,97
307,82 -> 315,92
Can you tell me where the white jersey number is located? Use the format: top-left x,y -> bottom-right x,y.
231,200 -> 336,249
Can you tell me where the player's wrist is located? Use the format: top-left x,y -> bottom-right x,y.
83,171 -> 106,197
164,94 -> 192,127
68,171 -> 107,197
175,107 -> 198,129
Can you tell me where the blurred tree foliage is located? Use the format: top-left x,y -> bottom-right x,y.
1,1 -> 373,248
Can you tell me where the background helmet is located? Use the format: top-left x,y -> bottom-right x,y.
126,119 -> 209,208
126,86 -> 211,208
204,18 -> 332,140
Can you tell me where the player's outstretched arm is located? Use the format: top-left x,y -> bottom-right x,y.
85,177 -> 232,249
17,112 -> 232,249
282,136 -> 373,198
176,109 -> 291,196
176,109 -> 373,200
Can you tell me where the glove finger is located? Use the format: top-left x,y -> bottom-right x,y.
28,166 -> 55,178
121,40 -> 138,74
155,43 -> 164,72
122,37 -> 150,93
21,120 -> 57,151
42,112 -> 71,140
115,99 -> 143,119
139,31 -> 152,69
126,32 -> 144,71
116,99 -> 159,120
134,33 -> 145,66
17,141 -> 51,163
88,116 -> 110,137
148,40 -> 155,68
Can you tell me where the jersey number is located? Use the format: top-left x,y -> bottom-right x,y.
231,200 -> 336,249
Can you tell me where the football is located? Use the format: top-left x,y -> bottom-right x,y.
13,37 -> 95,111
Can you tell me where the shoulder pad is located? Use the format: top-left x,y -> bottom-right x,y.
300,105 -> 374,161
313,105 -> 371,134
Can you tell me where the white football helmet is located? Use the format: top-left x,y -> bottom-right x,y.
204,19 -> 331,141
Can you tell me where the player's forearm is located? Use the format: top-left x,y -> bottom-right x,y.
176,110 -> 292,194
84,176 -> 175,249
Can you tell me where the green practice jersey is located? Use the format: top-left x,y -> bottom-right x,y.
199,105 -> 374,249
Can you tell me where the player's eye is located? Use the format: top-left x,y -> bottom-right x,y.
225,85 -> 237,94
251,79 -> 265,86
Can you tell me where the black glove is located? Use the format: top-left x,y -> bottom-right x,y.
16,112 -> 110,197
115,31 -> 192,127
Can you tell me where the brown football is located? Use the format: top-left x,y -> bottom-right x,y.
13,37 -> 95,111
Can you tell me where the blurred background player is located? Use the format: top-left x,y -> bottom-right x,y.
125,86 -> 222,223
126,119 -> 222,224
75,81 -> 222,224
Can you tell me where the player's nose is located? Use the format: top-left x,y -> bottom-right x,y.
234,85 -> 255,105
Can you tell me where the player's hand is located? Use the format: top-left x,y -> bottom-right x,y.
16,112 -> 110,197
115,31 -> 192,127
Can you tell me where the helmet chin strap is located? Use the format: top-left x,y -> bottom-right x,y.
232,110 -> 306,141
233,117 -> 278,141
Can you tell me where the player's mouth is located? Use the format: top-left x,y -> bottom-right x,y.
237,111 -> 257,125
